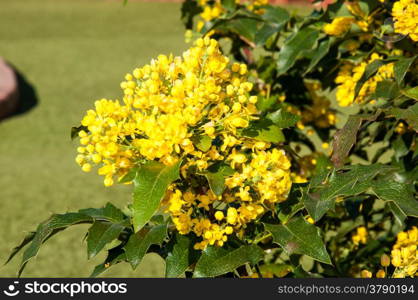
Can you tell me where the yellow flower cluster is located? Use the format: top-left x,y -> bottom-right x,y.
323,17 -> 355,36
76,37 -> 292,249
76,37 -> 260,186
335,53 -> 394,106
165,148 -> 291,250
391,226 -> 417,278
352,226 -> 368,246
392,0 -> 418,42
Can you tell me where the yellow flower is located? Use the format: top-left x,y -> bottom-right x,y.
323,17 -> 355,36
392,0 -> 418,42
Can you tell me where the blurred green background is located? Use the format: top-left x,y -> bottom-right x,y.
0,0 -> 188,277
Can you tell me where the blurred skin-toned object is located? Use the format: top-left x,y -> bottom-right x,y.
0,58 -> 18,120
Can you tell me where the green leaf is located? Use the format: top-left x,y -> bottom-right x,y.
241,120 -> 285,143
90,245 -> 126,278
133,160 -> 182,231
387,103 -> 418,131
262,5 -> 290,25
264,218 -> 331,264
228,18 -> 258,41
118,167 -> 139,184
5,232 -> 36,266
374,80 -> 400,100
165,234 -> 200,278
305,37 -> 333,75
402,86 -> 418,101
303,164 -> 393,221
204,164 -> 235,196
19,212 -> 93,276
277,27 -> 319,75
371,180 -> 418,217
388,202 -> 407,228
191,134 -> 212,152
255,23 -> 279,45
331,113 -> 379,167
87,221 -> 125,259
221,0 -> 236,11
125,224 -> 167,269
193,244 -> 264,277
394,56 -> 417,86
267,109 -> 300,128
80,202 -> 126,224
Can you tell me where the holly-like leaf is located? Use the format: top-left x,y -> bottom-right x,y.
204,164 -> 235,196
87,221 -> 125,259
165,234 -> 200,278
387,103 -> 418,131
371,180 -> 418,217
331,113 -> 379,167
132,160 -> 182,231
191,134 -> 212,152
241,120 -> 285,143
402,87 -> 418,101
267,108 -> 301,128
125,224 -> 167,270
305,37 -> 333,75
90,245 -> 126,278
303,164 -> 393,221
277,27 -> 319,75
394,56 -> 417,86
193,245 -> 264,277
374,80 -> 400,100
80,202 -> 126,224
18,212 -> 93,276
118,167 -> 139,184
264,218 -> 331,264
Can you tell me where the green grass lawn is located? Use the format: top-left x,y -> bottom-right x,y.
0,0 -> 187,277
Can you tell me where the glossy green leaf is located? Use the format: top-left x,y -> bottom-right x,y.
264,218 -> 331,264
387,103 -> 418,131
394,56 -> 417,86
267,108 -> 301,128
372,180 -> 418,217
255,23 -> 279,45
204,164 -> 235,196
191,134 -> 212,152
331,113 -> 379,167
402,86 -> 418,101
305,37 -> 332,74
125,224 -> 167,269
87,221 -> 125,259
133,160 -> 181,231
80,202 -> 126,224
5,232 -> 36,266
241,120 -> 285,143
90,245 -> 126,278
374,80 -> 400,100
165,234 -> 199,278
118,167 -> 139,184
303,164 -> 393,221
18,213 -> 93,276
193,245 -> 264,277
277,27 -> 319,75
262,5 -> 289,24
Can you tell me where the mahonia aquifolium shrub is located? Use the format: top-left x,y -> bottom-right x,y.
8,0 -> 418,278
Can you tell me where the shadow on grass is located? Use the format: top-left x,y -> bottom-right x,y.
1,63 -> 39,122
